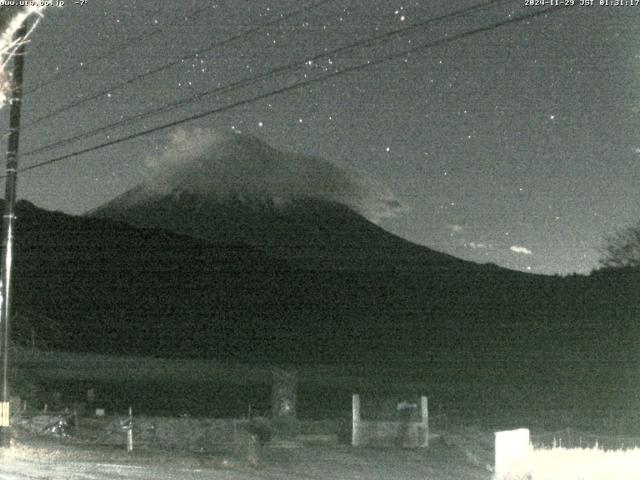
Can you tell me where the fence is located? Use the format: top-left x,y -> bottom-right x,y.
131,416 -> 250,452
15,411 -> 346,452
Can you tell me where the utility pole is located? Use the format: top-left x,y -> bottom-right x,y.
0,20 -> 28,448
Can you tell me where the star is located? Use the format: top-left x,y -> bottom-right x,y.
13,0 -> 635,276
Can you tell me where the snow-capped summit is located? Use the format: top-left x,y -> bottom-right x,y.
117,128 -> 404,223
89,128 -> 468,271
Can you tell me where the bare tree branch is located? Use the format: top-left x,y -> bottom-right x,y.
599,223 -> 640,268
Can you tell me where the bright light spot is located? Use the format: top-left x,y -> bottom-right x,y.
495,429 -> 530,479
0,5 -> 47,107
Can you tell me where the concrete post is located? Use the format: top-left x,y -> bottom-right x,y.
420,395 -> 429,447
126,406 -> 133,453
352,394 -> 361,446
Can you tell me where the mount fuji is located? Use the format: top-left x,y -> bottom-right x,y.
83,129 -> 580,364
89,129 -> 487,273
2,130 -> 633,417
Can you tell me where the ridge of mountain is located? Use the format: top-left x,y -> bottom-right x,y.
87,131 -> 506,273
6,197 -> 640,423
89,187 -> 513,275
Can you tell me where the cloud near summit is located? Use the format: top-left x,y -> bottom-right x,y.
144,128 -> 406,223
510,245 -> 533,255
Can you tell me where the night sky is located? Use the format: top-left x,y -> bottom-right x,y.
2,0 -> 640,276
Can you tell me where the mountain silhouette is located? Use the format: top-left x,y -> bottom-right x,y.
4,202 -> 637,418
82,132 -> 588,370
0,131 -> 635,421
89,131 -> 487,273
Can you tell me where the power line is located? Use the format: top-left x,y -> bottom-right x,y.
23,0 -> 335,129
25,4 -> 213,96
19,3 -> 569,172
20,0 -> 510,158
11,4 -> 571,178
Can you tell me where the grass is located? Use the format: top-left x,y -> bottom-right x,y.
504,445 -> 640,480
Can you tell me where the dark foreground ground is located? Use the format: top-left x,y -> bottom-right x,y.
0,427 -> 494,480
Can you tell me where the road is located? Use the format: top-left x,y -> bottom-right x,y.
0,459 -> 254,480
0,442 -> 492,480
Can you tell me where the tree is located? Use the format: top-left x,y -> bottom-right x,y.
599,222 -> 640,268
